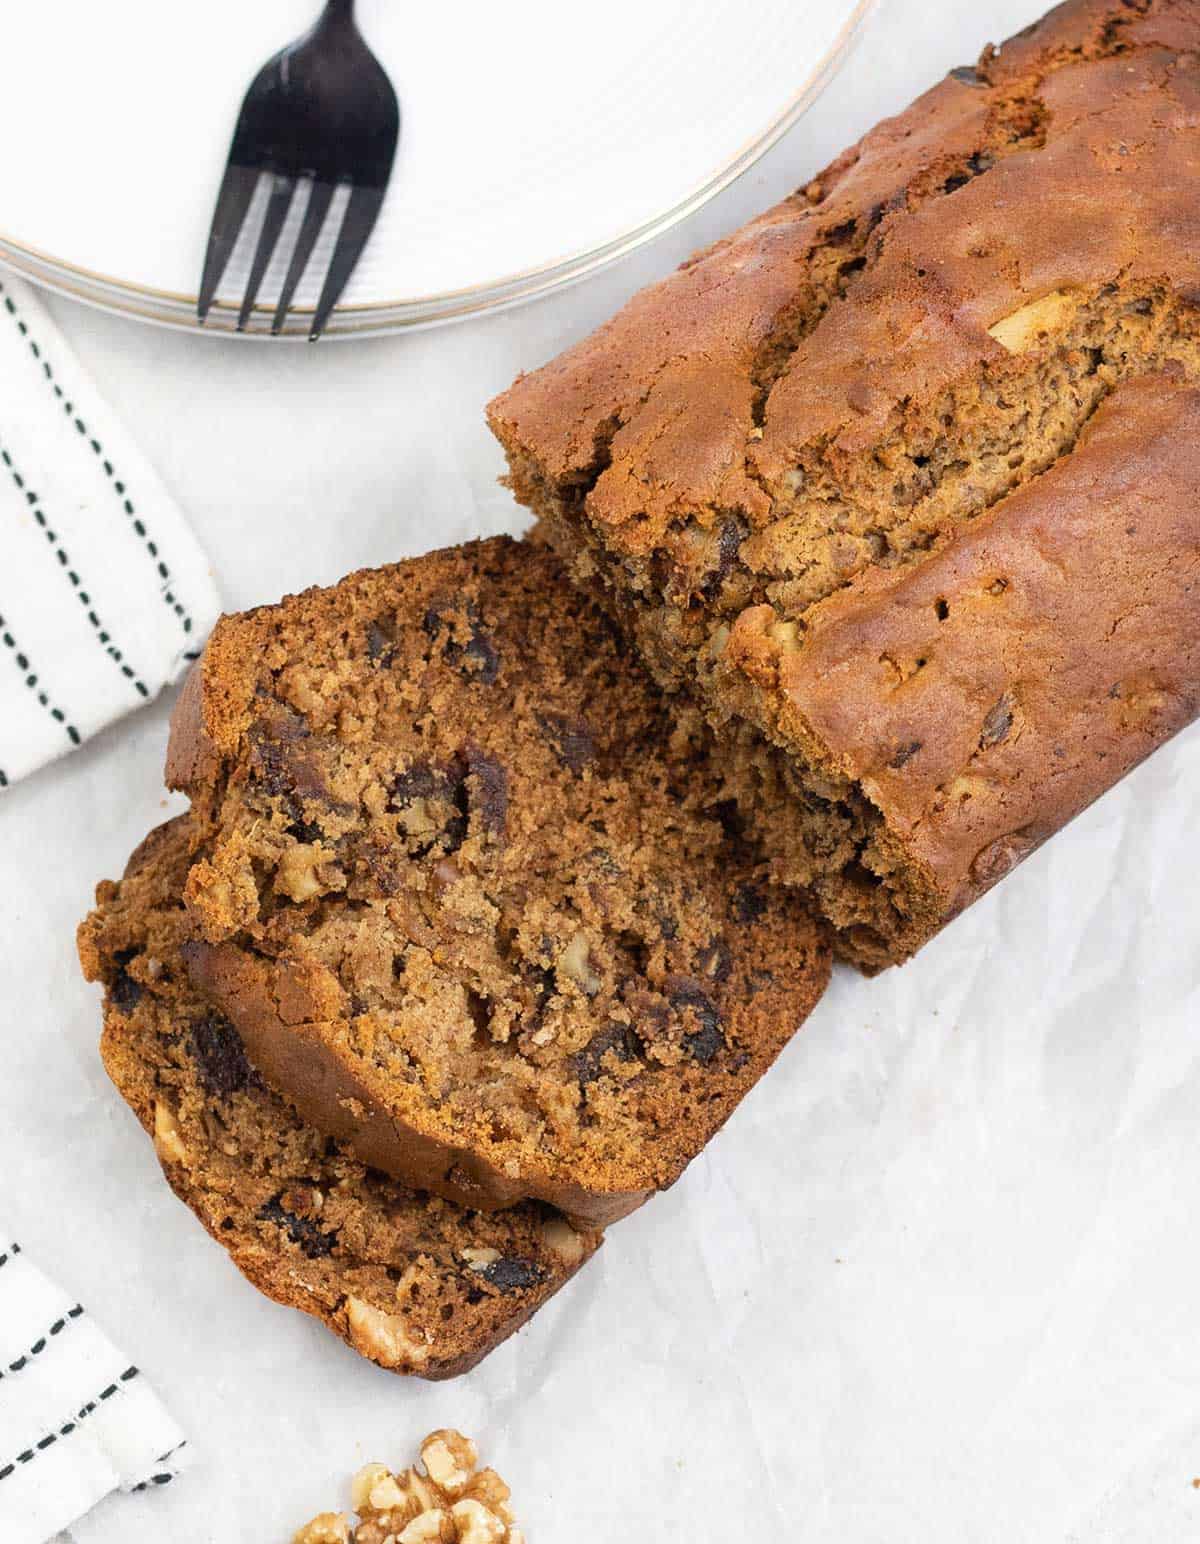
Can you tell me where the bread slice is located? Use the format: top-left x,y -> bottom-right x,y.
166,537 -> 830,1226
488,0 -> 1200,967
77,816 -> 600,1380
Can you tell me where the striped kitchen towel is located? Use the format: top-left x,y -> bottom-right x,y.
0,1235 -> 191,1544
0,272 -> 220,787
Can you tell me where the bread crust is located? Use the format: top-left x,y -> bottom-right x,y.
773,374 -> 1200,926
489,0 -> 1200,965
79,817 -> 601,1379
166,539 -> 832,1222
163,655 -> 216,792
181,937 -> 643,1225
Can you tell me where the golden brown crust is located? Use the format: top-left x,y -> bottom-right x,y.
490,0 -> 1200,517
168,605 -> 272,771
79,816 -> 600,1380
489,0 -> 1200,965
182,937 -> 599,1219
774,373 -> 1200,922
163,657 -> 216,793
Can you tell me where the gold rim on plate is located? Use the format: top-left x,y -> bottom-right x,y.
0,0 -> 875,340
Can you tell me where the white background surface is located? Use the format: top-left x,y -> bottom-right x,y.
3,2 -> 1200,1540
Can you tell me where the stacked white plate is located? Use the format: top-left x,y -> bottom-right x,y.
0,0 -> 873,335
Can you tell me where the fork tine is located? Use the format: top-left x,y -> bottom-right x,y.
198,165 -> 260,323
309,183 -> 386,341
271,180 -> 336,335
236,173 -> 297,332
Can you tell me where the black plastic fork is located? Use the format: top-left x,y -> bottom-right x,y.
197,0 -> 400,340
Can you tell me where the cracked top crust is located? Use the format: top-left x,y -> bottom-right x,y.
490,0 -> 1200,962
491,0 -> 1200,535
740,373 -> 1200,923
166,537 -> 830,1226
77,816 -> 600,1381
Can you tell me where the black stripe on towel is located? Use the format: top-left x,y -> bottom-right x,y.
0,1304 -> 84,1379
132,1471 -> 177,1492
0,1366 -> 140,1483
0,442 -> 151,699
131,1439 -> 189,1492
0,611 -> 79,745
0,280 -> 195,638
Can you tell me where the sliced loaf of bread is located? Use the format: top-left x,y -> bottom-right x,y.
167,537 -> 830,1226
78,816 -> 600,1379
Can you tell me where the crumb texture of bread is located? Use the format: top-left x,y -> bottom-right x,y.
167,538 -> 830,1224
77,816 -> 600,1380
489,0 -> 1200,966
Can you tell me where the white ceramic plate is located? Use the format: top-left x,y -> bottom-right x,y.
0,0 -> 873,337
